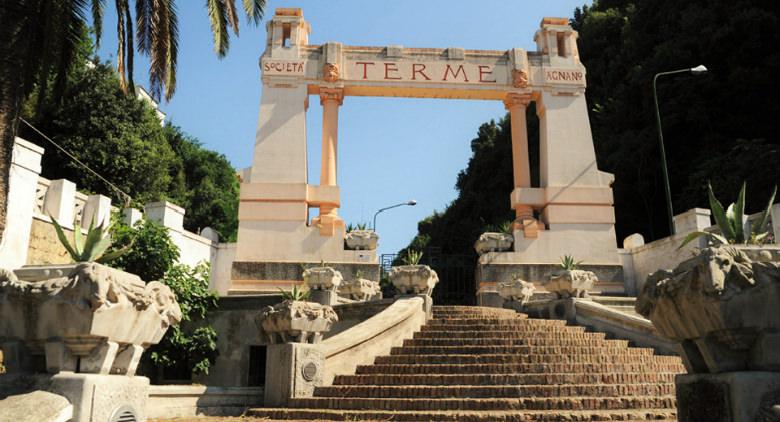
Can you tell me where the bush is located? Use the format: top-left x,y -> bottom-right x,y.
147,262 -> 219,378
111,219 -> 180,281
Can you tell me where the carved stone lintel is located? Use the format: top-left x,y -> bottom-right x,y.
545,269 -> 597,299
338,278 -> 380,301
512,69 -> 529,88
474,232 -> 514,255
345,230 -> 379,251
497,278 -> 535,304
302,266 -> 343,291
258,300 -> 338,344
322,63 -> 340,83
319,87 -> 344,105
389,265 -> 439,296
503,93 -> 532,110
637,246 -> 780,373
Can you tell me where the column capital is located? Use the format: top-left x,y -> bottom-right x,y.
503,93 -> 532,110
319,87 -> 344,106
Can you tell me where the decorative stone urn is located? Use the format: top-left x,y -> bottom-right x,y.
636,246 -> 780,373
0,262 -> 182,375
497,277 -> 535,304
338,278 -> 381,301
344,230 -> 379,251
258,300 -> 338,344
474,232 -> 514,255
302,266 -> 343,291
388,265 -> 439,296
544,269 -> 597,298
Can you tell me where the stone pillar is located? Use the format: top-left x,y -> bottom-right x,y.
504,93 -> 538,239
315,87 -> 345,236
81,194 -> 112,228
264,343 -> 325,406
144,201 -> 185,232
0,138 -> 43,269
44,179 -> 76,227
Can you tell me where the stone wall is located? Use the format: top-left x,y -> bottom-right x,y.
26,218 -> 72,265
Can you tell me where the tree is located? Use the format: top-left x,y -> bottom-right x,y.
111,218 -> 180,281
24,61 -> 178,205
164,125 -> 240,240
0,0 -> 266,245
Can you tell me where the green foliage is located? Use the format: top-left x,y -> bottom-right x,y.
401,250 -> 423,266
279,284 -> 310,301
346,222 -> 369,232
111,219 -> 180,281
572,0 -> 780,240
23,62 -> 176,205
163,125 -> 240,241
51,217 -> 130,263
148,262 -> 219,377
559,255 -> 583,271
679,183 -> 777,248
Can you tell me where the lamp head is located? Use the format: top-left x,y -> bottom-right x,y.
407,200 -> 418,206
690,65 -> 708,74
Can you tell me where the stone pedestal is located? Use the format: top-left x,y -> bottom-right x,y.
48,373 -> 150,422
676,371 -> 780,422
264,343 -> 324,407
309,289 -> 338,306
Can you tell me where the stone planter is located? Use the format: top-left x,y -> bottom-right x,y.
302,266 -> 343,291
388,265 -> 439,296
344,230 -> 379,251
497,278 -> 535,304
636,246 -> 780,373
338,278 -> 381,301
258,300 -> 338,344
0,262 -> 182,375
474,232 -> 514,255
544,269 -> 596,298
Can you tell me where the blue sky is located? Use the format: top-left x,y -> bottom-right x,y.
96,0 -> 591,256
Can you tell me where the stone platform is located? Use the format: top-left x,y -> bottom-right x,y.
229,261 -> 380,295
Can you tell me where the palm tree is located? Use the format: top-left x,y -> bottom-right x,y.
0,0 -> 265,242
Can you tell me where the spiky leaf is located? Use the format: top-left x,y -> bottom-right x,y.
754,185 -> 778,236
51,217 -> 79,261
732,182 -> 746,243
708,183 -> 735,242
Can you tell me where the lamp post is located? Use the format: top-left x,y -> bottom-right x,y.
373,200 -> 417,232
653,64 -> 708,235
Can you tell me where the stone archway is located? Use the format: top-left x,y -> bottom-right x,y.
228,8 -> 619,296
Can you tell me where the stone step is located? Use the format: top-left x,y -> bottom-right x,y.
413,329 -> 600,339
289,396 -> 677,411
374,353 -> 683,366
403,338 -> 630,348
421,324 -> 584,333
354,362 -> 685,375
421,322 -> 572,331
246,407 -> 678,421
426,318 -> 563,326
315,383 -> 677,398
390,345 -> 654,356
332,372 -> 678,386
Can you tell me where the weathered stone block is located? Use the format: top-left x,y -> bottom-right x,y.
302,266 -> 343,291
344,230 -> 379,251
389,265 -> 439,296
544,269 -> 597,298
637,246 -> 780,373
258,300 -> 338,344
474,232 -> 514,255
497,278 -> 535,304
338,278 -> 380,301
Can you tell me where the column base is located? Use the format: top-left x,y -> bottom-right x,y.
312,214 -> 344,236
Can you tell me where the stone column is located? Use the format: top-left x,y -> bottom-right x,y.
316,88 -> 344,236
504,93 -> 538,238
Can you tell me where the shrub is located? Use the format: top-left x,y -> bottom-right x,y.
111,219 -> 180,281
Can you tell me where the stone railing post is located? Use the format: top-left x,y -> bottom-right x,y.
0,138 -> 43,269
144,201 -> 185,232
672,208 -> 711,235
81,194 -> 112,228
43,179 -> 76,228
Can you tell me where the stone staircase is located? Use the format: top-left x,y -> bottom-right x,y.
591,296 -> 642,318
248,305 -> 685,421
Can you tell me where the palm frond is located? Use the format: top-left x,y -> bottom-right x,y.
92,0 -> 105,47
135,0 -> 152,53
207,0 -> 230,57
164,0 -> 178,101
223,0 -> 240,36
242,0 -> 265,24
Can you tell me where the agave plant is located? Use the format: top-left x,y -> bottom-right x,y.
679,182 -> 777,249
51,218 -> 131,264
401,250 -> 424,266
498,221 -> 514,234
559,255 -> 583,271
346,222 -> 370,232
279,284 -> 310,301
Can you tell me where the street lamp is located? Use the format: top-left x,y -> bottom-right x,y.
373,200 -> 417,232
653,64 -> 708,235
